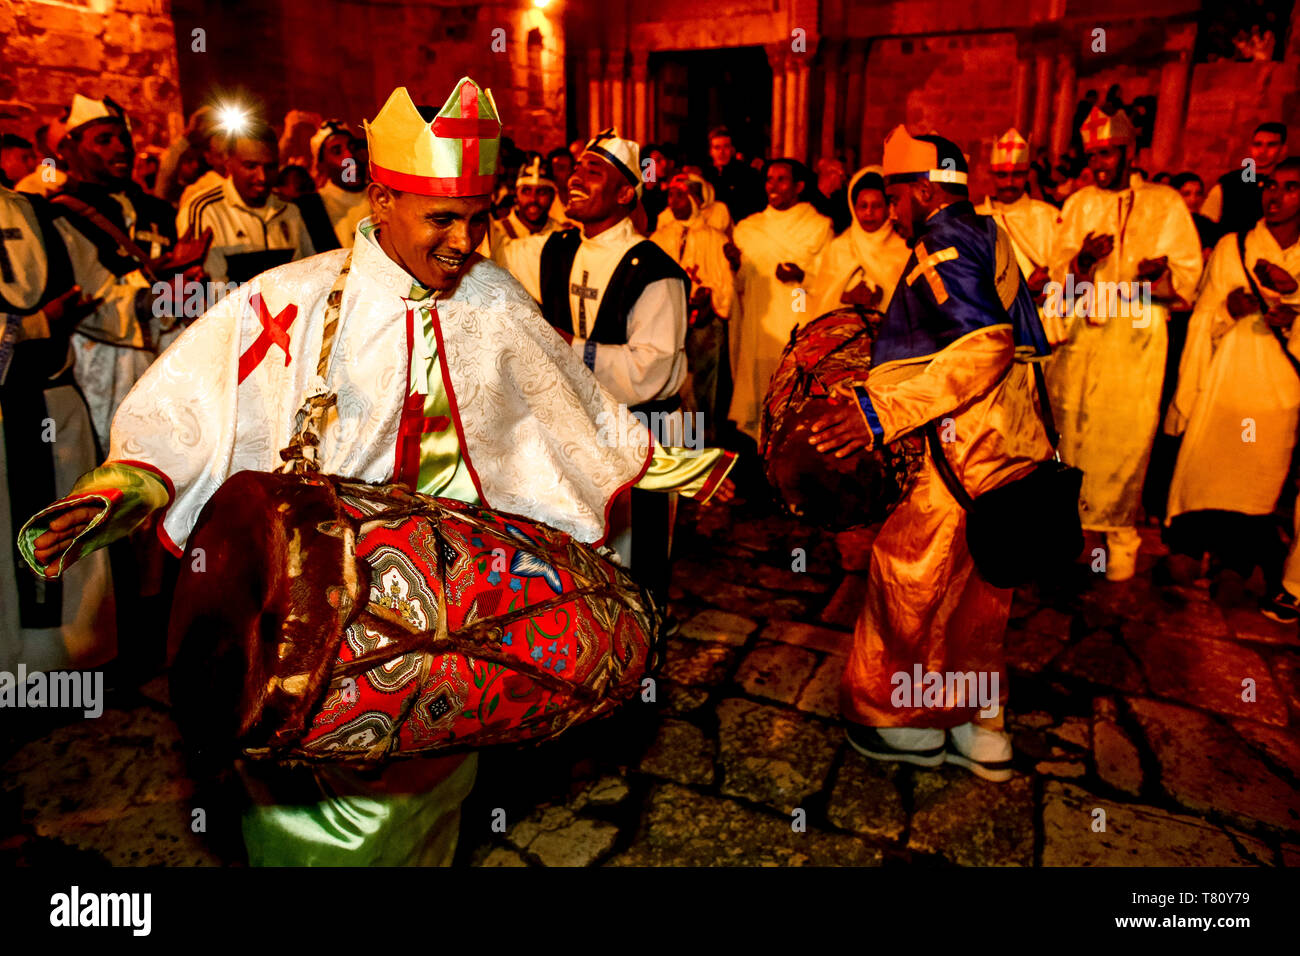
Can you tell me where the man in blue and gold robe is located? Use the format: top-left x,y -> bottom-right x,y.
812,127 -> 1053,782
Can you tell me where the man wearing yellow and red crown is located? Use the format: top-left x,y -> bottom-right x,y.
17,77 -> 734,866
975,128 -> 1065,345
1046,106 -> 1202,581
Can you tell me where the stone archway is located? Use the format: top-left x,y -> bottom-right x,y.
649,46 -> 772,164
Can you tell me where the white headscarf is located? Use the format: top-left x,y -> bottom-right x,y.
807,166 -> 910,318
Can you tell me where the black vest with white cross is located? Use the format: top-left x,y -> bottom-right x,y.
538,227 -> 688,346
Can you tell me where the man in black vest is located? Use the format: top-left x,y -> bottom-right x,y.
46,95 -> 204,446
498,129 -> 692,606
1202,122 -> 1288,238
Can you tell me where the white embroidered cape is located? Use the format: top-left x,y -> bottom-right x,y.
108,220 -> 652,547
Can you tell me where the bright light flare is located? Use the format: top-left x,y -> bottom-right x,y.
533,0 -> 551,8
215,103 -> 249,135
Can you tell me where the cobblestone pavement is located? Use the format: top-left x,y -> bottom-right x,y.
3,497 -> 1298,866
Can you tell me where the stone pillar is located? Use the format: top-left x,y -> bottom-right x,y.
783,58 -> 800,156
857,41 -> 877,167
766,43 -> 787,160
608,51 -> 626,135
1031,53 -> 1053,156
629,50 -> 648,145
789,55 -> 812,161
1050,52 -> 1076,163
1014,58 -> 1033,134
1150,49 -> 1191,171
646,71 -> 657,144
819,40 -> 841,162
844,39 -> 867,168
586,49 -> 604,135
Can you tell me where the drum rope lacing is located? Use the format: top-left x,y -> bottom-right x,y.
251,476 -> 659,763
277,251 -> 352,475
759,310 -> 873,460
246,254 -> 662,761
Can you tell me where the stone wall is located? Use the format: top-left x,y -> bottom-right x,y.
1,0 -> 1294,184
1181,22 -> 1300,181
0,0 -> 183,149
832,2 -> 1295,197
170,0 -> 567,155
856,31 -> 1021,202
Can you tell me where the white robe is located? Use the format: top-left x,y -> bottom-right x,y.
654,180 -> 733,237
0,187 -> 114,672
806,218 -> 909,322
1166,223 -> 1300,519
1046,176 -> 1203,530
106,219 -> 654,549
976,193 -> 1066,345
13,166 -> 67,198
497,216 -> 688,408
50,189 -> 168,452
728,201 -> 832,440
484,209 -> 563,262
319,181 -> 369,249
649,206 -> 735,320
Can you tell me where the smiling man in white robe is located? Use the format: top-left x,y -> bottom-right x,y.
17,78 -> 733,867
498,131 -> 733,607
728,159 -> 833,442
1046,107 -> 1202,581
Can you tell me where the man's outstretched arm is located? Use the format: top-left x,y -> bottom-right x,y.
637,443 -> 737,503
19,461 -> 174,578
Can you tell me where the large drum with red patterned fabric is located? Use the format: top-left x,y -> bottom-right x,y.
761,308 -> 923,530
167,470 -> 659,764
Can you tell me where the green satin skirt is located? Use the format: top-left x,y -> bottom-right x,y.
241,753 -> 478,867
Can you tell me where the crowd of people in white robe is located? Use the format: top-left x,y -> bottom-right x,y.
3,90 -> 1299,682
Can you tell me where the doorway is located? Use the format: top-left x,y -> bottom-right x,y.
649,47 -> 772,165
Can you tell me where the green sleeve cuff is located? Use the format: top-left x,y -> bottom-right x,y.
635,445 -> 737,502
17,461 -> 172,577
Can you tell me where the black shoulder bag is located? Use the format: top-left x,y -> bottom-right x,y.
924,363 -> 1083,588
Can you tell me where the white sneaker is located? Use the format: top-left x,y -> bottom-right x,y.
945,722 -> 1014,782
845,724 -> 946,767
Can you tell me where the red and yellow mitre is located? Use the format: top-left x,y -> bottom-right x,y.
990,128 -> 1030,171
1079,106 -> 1135,152
881,125 -> 968,186
365,78 -> 501,197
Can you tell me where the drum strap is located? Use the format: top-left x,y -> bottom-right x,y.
277,250 -> 352,474
925,361 -> 1058,509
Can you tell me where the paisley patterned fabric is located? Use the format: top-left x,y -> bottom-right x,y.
211,474 -> 661,762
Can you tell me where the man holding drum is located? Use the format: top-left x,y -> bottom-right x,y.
809,127 -> 1053,782
18,77 -> 734,865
